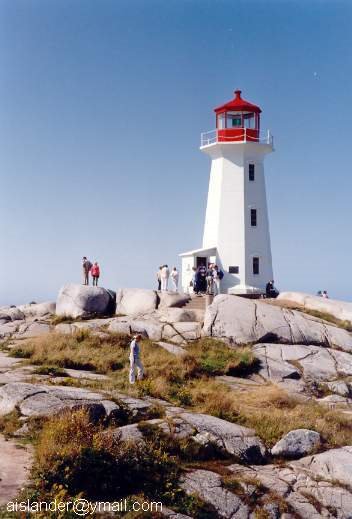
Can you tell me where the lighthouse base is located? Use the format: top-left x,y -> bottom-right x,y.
227,284 -> 265,297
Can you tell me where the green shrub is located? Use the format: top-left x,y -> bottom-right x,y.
34,409 -> 180,502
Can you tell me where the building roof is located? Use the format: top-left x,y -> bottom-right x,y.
179,246 -> 217,257
214,90 -> 262,114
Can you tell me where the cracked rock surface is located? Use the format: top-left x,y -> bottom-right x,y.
229,447 -> 352,519
203,295 -> 352,351
180,470 -> 249,518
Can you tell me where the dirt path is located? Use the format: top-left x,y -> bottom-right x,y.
0,435 -> 33,506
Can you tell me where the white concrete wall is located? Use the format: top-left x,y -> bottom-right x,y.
181,256 -> 195,294
201,141 -> 273,294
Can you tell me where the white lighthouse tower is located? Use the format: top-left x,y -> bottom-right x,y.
180,90 -> 274,295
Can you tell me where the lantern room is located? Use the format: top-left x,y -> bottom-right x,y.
214,90 -> 261,143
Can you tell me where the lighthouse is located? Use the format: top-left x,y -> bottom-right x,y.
180,90 -> 274,295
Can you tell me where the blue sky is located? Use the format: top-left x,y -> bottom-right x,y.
1,0 -> 352,305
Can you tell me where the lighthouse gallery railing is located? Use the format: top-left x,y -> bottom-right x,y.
200,129 -> 274,147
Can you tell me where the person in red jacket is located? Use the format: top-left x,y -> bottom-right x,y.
91,262 -> 100,286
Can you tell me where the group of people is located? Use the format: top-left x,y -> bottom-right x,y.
191,263 -> 224,296
156,265 -> 179,292
82,257 -> 101,286
317,290 -> 329,299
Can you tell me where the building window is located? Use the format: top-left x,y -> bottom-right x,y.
229,266 -> 239,274
250,208 -> 257,227
249,163 -> 255,181
253,257 -> 260,275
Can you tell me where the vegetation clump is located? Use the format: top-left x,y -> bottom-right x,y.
33,409 -> 179,502
21,409 -> 215,518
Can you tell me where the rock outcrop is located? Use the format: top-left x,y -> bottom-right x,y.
254,343 -> 352,384
111,410 -> 266,463
278,291 -> 352,324
229,447 -> 352,518
56,284 -> 116,318
0,382 -> 119,421
115,288 -> 190,317
203,295 -> 352,351
180,470 -> 249,518
17,301 -> 56,318
116,288 -> 158,317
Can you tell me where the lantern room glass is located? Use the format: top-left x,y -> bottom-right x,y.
217,111 -> 259,130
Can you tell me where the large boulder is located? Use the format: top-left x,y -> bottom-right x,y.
0,307 -> 25,323
278,291 -> 352,324
203,295 -> 352,351
157,291 -> 191,309
162,322 -> 202,344
17,301 -> 56,319
271,429 -> 321,459
116,288 -> 157,317
56,284 -> 115,318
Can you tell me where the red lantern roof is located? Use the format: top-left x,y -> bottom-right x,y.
214,90 -> 262,114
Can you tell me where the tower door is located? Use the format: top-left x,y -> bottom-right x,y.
196,256 -> 207,268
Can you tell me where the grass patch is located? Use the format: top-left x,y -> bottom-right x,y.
0,409 -> 22,438
187,338 -> 260,377
33,365 -> 68,377
9,331 -> 352,449
188,381 -> 352,448
50,314 -> 115,326
10,331 -> 130,374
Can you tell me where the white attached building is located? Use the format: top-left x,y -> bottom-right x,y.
180,90 -> 274,295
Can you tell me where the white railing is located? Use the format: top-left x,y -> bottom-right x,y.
200,129 -> 274,147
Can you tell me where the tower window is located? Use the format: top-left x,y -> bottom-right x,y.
249,164 -> 255,181
250,208 -> 257,227
253,257 -> 260,275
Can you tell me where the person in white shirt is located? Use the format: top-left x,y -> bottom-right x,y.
129,334 -> 144,384
170,267 -> 179,292
322,290 -> 329,299
160,264 -> 170,291
212,265 -> 221,296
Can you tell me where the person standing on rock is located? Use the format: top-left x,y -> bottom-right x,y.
197,264 -> 207,294
82,257 -> 93,285
160,264 -> 170,291
170,267 -> 179,292
206,263 -> 214,294
191,266 -> 198,294
157,266 -> 162,291
129,334 -> 144,384
212,265 -> 222,295
91,262 -> 100,286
